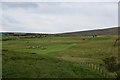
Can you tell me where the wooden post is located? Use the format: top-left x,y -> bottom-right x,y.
94,64 -> 96,70
91,64 -> 93,69
114,38 -> 119,46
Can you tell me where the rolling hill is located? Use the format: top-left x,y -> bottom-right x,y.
1,27 -> 119,36
60,27 -> 119,36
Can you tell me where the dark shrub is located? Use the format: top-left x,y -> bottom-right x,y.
31,53 -> 36,54
103,56 -> 117,72
2,49 -> 8,51
82,39 -> 85,40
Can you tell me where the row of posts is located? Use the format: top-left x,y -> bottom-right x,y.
80,62 -> 116,78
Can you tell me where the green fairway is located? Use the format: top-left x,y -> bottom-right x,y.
2,35 -> 119,78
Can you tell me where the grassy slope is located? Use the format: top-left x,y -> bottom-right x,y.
2,50 -> 103,78
0,55 -> 1,78
2,35 -> 119,78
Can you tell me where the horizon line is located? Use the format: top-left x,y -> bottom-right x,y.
1,26 -> 119,34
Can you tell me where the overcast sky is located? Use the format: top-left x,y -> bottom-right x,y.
1,0 -> 118,33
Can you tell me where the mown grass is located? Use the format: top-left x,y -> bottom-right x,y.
2,35 -> 119,78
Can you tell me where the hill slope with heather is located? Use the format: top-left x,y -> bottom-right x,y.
60,27 -> 119,36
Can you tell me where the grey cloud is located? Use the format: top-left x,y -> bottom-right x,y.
2,2 -> 38,9
1,2 -> 118,33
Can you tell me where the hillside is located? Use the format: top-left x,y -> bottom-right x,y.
2,27 -> 119,78
2,35 -> 118,78
60,27 -> 119,36
1,27 -> 119,36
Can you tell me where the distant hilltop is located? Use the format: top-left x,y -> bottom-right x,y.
60,27 -> 119,36
1,27 -> 119,36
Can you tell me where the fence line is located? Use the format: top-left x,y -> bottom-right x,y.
79,62 -> 116,78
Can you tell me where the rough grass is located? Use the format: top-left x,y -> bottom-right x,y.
2,50 -> 103,78
2,35 -> 119,78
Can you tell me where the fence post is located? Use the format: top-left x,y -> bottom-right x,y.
99,66 -> 100,71
91,64 -> 93,69
79,61 -> 111,78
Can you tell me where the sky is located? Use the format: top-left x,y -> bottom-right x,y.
1,0 -> 119,2
0,0 -> 119,33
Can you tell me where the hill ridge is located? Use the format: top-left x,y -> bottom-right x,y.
1,27 -> 119,36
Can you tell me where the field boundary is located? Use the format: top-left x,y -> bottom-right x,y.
79,62 -> 117,78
